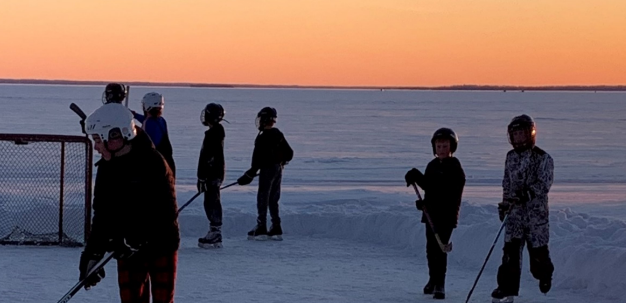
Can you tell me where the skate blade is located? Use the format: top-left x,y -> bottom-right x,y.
269,235 -> 283,241
198,242 -> 223,249
492,296 -> 514,303
247,235 -> 268,241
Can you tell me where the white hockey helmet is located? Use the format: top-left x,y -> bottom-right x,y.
141,92 -> 165,112
85,103 -> 137,141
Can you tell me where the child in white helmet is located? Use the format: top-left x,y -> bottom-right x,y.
79,103 -> 179,303
131,92 -> 176,177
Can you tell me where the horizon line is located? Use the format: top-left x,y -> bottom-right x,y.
1,78 -> 626,91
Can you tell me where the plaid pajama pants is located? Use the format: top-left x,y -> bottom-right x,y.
116,250 -> 178,303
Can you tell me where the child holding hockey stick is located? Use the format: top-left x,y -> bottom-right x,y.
237,107 -> 293,241
79,103 -> 179,303
490,114 -> 554,303
405,128 -> 466,300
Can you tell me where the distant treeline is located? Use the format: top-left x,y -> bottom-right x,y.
1,78 -> 625,91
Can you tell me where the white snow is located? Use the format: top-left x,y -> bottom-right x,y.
1,85 -> 625,302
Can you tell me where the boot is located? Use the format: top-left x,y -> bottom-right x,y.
423,280 -> 435,295
539,278 -> 551,294
433,284 -> 445,299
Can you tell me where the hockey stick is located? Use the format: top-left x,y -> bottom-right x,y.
56,252 -> 114,303
69,103 -> 88,135
176,191 -> 203,214
177,181 -> 238,213
464,214 -> 509,303
69,103 -> 87,120
124,85 -> 130,107
411,183 -> 453,253
220,181 -> 238,190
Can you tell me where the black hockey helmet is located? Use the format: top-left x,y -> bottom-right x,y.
507,114 -> 536,150
102,83 -> 126,104
256,107 -> 277,130
431,127 -> 458,156
200,103 -> 225,126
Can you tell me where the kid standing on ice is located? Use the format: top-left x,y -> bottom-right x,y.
131,92 -> 176,177
490,114 -> 554,303
196,103 -> 227,248
79,103 -> 179,303
405,127 -> 466,300
237,107 -> 293,241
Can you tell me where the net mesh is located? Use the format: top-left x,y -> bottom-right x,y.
0,134 -> 91,246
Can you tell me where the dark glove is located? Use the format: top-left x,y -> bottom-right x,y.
237,169 -> 256,185
497,202 -> 511,222
112,238 -> 141,260
79,251 -> 105,289
415,199 -> 425,211
404,168 -> 423,187
197,179 -> 208,192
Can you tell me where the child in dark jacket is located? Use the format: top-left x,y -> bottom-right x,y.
196,103 -> 227,248
237,107 -> 293,241
80,103 -> 179,303
405,128 -> 466,300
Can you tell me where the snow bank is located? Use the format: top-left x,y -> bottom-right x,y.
178,199 -> 626,300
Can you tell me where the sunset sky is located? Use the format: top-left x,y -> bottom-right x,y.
1,0 -> 625,86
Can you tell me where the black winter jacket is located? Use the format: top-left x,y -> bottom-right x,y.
415,157 -> 466,229
85,128 -> 180,255
251,128 -> 293,171
197,124 -> 225,181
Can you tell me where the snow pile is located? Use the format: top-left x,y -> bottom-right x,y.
177,197 -> 626,300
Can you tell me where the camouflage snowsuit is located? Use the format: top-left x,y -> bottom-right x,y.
497,146 -> 555,295
502,146 -> 553,246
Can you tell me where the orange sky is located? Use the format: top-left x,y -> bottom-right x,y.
1,0 -> 625,86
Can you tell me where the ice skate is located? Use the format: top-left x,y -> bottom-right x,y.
247,223 -> 268,241
268,223 -> 283,241
198,226 -> 223,248
491,288 -> 514,303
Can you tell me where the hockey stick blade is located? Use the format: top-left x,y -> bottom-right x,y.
435,234 -> 453,253
69,103 -> 87,120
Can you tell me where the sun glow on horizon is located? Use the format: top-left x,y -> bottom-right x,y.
1,0 -> 625,86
